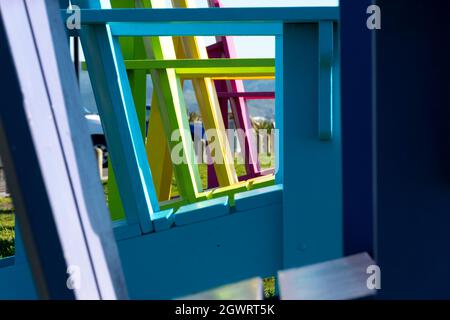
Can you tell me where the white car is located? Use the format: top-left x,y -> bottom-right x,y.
84,108 -> 108,168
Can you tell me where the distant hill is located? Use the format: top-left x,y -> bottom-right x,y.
80,71 -> 275,121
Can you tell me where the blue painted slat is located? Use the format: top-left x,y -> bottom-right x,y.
153,209 -> 175,232
175,197 -> 229,226
0,257 -> 15,268
110,35 -> 160,230
113,220 -> 142,241
275,35 -> 284,185
109,22 -> 282,36
68,7 -> 339,24
318,21 -> 334,140
75,22 -> 158,233
234,185 -> 283,212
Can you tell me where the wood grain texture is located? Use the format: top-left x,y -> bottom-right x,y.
171,0 -> 238,188
178,277 -> 263,300
278,253 -> 376,300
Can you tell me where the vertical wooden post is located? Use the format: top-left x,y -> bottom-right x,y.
374,0 -> 450,299
340,0 -> 374,256
0,0 -> 127,299
282,23 -> 342,268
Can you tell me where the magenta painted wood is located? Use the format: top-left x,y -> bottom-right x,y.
206,0 -> 276,189
217,92 -> 275,100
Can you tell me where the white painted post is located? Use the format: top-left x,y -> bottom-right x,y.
96,147 -> 104,180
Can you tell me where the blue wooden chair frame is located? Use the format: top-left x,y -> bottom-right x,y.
1,4 -> 342,299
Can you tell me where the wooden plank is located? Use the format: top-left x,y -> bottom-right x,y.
340,0 -> 374,256
374,0 -> 450,299
234,184 -> 282,212
109,22 -> 281,37
175,196 -> 229,226
158,175 -> 275,210
176,67 -> 274,79
318,21 -> 334,140
108,0 -> 149,222
278,253 -> 376,300
71,7 -> 340,24
152,209 -> 175,232
137,0 -> 203,202
112,220 -> 142,241
217,91 -> 275,100
72,0 -> 160,233
206,0 -> 265,187
178,277 -> 263,300
282,23 -> 342,268
172,0 -> 238,188
0,0 -> 127,299
275,35 -> 284,185
145,29 -> 192,202
124,58 -> 275,70
146,95 -> 174,201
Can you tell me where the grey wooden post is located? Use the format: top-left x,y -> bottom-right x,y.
0,0 -> 127,299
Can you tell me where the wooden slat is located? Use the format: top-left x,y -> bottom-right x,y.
217,91 -> 275,100
176,67 -> 274,79
172,0 -> 238,188
177,277 -> 263,300
278,253 -> 376,300
138,0 -> 203,202
318,21 -> 334,140
110,22 -> 281,37
70,7 -> 340,24
206,0 -> 262,188
175,196 -> 229,226
124,58 -> 275,70
108,0 -> 149,222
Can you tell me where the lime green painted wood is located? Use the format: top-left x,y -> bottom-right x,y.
139,0 -> 202,202
171,0 -> 238,189
176,67 -> 275,79
124,58 -> 275,70
159,174 -> 275,211
108,0 -> 149,221
146,94 -> 173,201
83,58 -> 275,72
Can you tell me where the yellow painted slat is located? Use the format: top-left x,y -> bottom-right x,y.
172,0 -> 238,188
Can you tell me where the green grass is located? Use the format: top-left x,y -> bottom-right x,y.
263,277 -> 276,298
0,213 -> 14,259
0,196 -> 14,258
0,197 -> 13,212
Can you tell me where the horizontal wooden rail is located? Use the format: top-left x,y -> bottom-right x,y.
109,22 -> 282,36
71,7 -> 339,24
217,92 -> 275,100
124,58 -> 275,70
176,67 -> 274,80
